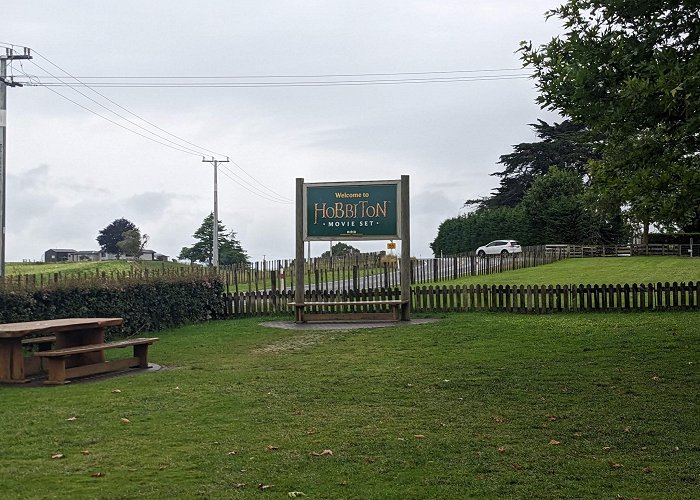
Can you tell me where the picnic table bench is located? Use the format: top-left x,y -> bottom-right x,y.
0,318 -> 158,384
34,337 -> 159,385
289,299 -> 409,322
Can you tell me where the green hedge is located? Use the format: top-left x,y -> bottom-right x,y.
0,276 -> 225,339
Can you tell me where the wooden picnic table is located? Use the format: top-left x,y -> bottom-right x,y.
0,318 -> 123,383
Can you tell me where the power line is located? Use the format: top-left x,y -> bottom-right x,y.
218,164 -> 292,204
23,67 -> 531,79
30,49 -> 229,160
23,74 -> 531,88
5,45 -> 292,203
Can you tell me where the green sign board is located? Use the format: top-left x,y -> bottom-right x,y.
304,180 -> 401,241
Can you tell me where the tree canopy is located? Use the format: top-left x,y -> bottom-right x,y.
471,120 -> 598,209
97,218 -> 137,257
520,0 -> 700,236
117,229 -> 149,259
320,242 -> 360,259
178,213 -> 249,266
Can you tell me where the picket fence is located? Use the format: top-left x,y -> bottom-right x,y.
222,281 -> 698,318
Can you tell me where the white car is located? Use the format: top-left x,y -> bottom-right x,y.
476,240 -> 522,257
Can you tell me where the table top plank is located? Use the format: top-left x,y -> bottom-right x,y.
0,318 -> 123,338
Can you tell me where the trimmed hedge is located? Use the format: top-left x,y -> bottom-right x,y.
0,276 -> 225,339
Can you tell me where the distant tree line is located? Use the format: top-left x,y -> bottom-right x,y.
432,120 -> 629,255
97,213 -> 250,266
432,1 -> 699,256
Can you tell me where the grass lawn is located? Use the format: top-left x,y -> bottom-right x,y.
430,256 -> 700,288
1,312 -> 697,499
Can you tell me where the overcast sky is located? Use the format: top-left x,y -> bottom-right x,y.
3,1 -> 564,262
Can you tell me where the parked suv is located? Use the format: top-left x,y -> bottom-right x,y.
476,240 -> 522,257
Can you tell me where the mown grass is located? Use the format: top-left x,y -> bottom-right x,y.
429,256 -> 700,288
1,312 -> 697,499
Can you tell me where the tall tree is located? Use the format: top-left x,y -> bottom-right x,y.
97,218 -> 137,258
482,119 -> 598,209
520,1 -> 700,240
178,213 -> 249,266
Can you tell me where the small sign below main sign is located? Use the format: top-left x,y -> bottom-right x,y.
304,180 -> 402,241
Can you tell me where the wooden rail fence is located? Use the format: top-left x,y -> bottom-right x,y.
223,281 -> 698,318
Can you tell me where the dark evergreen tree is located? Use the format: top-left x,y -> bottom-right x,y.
469,119 -> 598,209
97,218 -> 137,258
178,213 -> 249,266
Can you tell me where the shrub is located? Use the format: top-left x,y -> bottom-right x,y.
0,276 -> 225,339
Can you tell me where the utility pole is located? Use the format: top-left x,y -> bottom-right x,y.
202,156 -> 229,267
0,46 -> 32,278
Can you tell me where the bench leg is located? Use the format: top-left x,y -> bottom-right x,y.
295,305 -> 306,323
45,357 -> 68,385
133,344 -> 150,368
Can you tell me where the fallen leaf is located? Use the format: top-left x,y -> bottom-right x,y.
494,416 -> 505,424
90,472 -> 105,478
232,483 -> 246,489
414,434 -> 426,439
227,450 -> 238,456
305,429 -> 316,435
651,376 -> 660,381
603,446 -> 612,452
66,416 -> 77,421
548,439 -> 561,445
511,463 -> 523,470
258,483 -> 273,491
111,389 -> 121,393
608,460 -> 623,469
498,447 -> 507,454
266,445 -> 279,451
623,426 -> 631,432
120,418 -> 131,424
642,466 -> 653,474
288,492 -> 306,498
310,449 -> 333,456
80,450 -> 91,455
293,410 -> 305,416
397,437 -> 405,441
51,453 -> 65,460
547,415 -> 558,421
365,457 -> 376,464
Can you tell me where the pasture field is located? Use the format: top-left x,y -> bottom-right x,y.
0,312 -> 697,499
5,260 -> 186,277
434,256 -> 700,287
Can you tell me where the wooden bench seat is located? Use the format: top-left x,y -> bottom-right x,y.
21,335 -> 56,346
288,300 -> 408,322
34,337 -> 159,384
